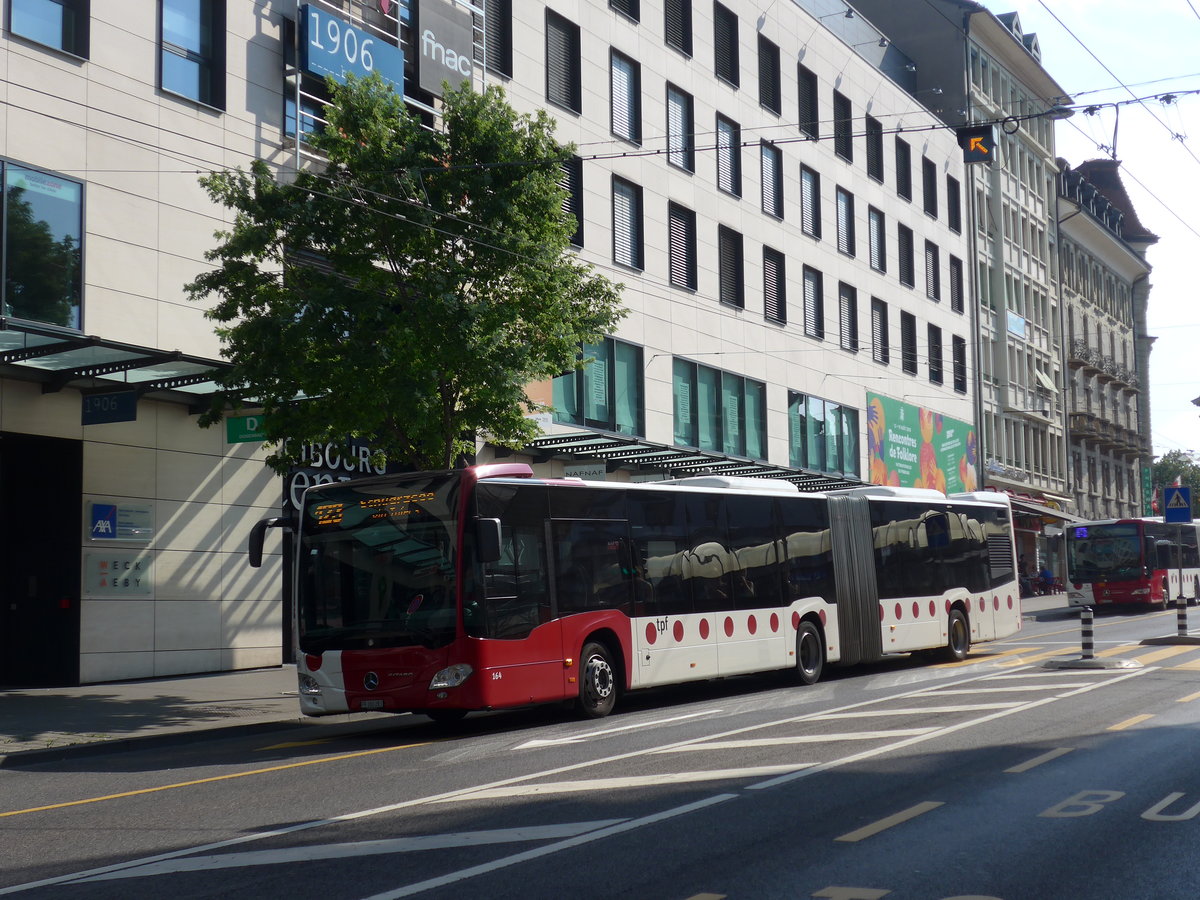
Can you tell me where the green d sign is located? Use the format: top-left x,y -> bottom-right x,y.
226,414 -> 266,443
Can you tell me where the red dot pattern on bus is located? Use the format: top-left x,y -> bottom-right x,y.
747,615 -> 757,635
724,617 -> 734,637
645,622 -> 657,645
700,618 -> 710,639
770,613 -> 780,632
673,620 -> 684,642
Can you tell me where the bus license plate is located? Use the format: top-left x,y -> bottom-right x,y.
360,699 -> 385,710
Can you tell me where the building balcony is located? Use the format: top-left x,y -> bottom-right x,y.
1096,355 -> 1119,384
1069,411 -> 1099,437
1068,338 -> 1102,373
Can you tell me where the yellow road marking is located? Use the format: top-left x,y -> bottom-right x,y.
1108,714 -> 1154,731
1129,646 -> 1197,665
835,801 -> 944,842
997,648 -> 1080,667
0,742 -> 428,819
1095,645 -> 1136,658
1171,660 -> 1200,671
930,646 -> 1038,668
1178,690 -> 1200,702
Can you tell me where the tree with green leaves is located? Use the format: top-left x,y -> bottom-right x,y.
1153,450 -> 1200,498
188,76 -> 624,472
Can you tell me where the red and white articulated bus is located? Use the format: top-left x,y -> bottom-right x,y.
1065,517 -> 1200,609
250,463 -> 1021,721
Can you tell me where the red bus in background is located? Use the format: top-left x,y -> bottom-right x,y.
251,463 -> 1020,721
1065,518 -> 1200,609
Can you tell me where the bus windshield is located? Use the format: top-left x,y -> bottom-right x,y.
298,474 -> 460,652
1067,522 -> 1144,583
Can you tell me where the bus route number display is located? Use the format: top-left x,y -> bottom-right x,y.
300,5 -> 404,96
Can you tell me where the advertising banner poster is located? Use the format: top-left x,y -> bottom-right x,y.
867,393 -> 977,493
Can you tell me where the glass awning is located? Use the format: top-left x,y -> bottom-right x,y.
525,432 -> 865,491
0,317 -> 232,406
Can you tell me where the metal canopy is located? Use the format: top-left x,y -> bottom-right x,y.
526,432 -> 864,491
0,318 -> 232,407
1010,497 -> 1083,523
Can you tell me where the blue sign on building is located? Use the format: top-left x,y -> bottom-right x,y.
81,390 -> 137,425
90,503 -> 118,539
300,5 -> 405,95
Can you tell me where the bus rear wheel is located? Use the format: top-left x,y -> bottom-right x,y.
795,620 -> 825,685
942,609 -> 970,662
578,641 -> 618,719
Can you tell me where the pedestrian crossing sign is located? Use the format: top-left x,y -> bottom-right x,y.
1164,485 -> 1192,523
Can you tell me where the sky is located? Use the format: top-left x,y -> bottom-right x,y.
975,0 -> 1200,460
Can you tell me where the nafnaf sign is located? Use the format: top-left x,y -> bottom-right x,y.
300,4 -> 404,94
417,0 -> 475,97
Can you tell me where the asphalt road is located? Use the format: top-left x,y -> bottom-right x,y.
3,602 -> 1199,899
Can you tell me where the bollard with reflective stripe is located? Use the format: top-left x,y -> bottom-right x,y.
1081,606 -> 1094,660
1178,593 -> 1188,637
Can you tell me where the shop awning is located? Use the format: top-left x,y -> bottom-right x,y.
1010,497 -> 1083,523
524,431 -> 864,491
0,317 -> 233,410
1034,370 -> 1058,393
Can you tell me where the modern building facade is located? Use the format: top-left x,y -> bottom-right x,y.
1058,158 -> 1155,520
0,1 -> 283,685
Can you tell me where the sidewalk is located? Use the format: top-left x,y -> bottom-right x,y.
0,665 -> 391,767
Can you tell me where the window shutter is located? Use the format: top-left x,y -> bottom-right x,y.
764,247 -> 785,324
804,268 -> 823,339
719,227 -> 743,307
837,189 -> 853,255
869,209 -> 884,271
668,88 -> 688,168
613,180 -> 640,268
546,14 -> 579,110
669,204 -> 695,289
801,167 -> 819,237
665,0 -> 692,54
611,53 -> 638,141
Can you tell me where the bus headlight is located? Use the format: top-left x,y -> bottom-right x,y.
1131,588 -> 1150,596
429,663 -> 473,689
298,673 -> 322,695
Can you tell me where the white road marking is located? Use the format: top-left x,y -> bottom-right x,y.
1005,747 -> 1073,773
76,822 -> 626,882
926,684 -> 1094,694
434,766 -> 813,801
655,729 -> 939,751
512,709 -> 722,749
812,702 -> 1025,718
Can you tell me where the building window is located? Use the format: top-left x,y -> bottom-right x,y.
952,335 -> 967,393
866,116 -> 883,181
160,0 -> 224,107
554,337 -> 644,436
610,50 -> 641,144
668,202 -> 697,290
1,161 -> 83,328
478,0 -> 513,77
898,224 -> 914,287
871,298 -> 889,365
758,34 -> 781,114
836,187 -> 855,256
10,0 -> 89,57
949,255 -> 964,313
803,266 -> 824,340
560,155 -> 583,247
922,157 -> 938,218
546,10 -> 582,113
610,0 -> 639,22
763,245 -> 786,325
718,225 -> 744,308
674,358 -> 765,458
666,84 -> 695,172
716,114 -> 741,196
900,311 -> 918,374
928,324 -> 943,384
839,282 -> 858,352
895,137 -> 912,200
833,91 -> 853,161
798,64 -> 819,139
761,142 -> 783,218
947,175 -> 962,233
612,177 -> 643,270
868,207 -> 886,272
713,2 -> 739,86
800,165 -> 821,238
664,0 -> 692,55
925,240 -> 940,300
789,392 -> 859,477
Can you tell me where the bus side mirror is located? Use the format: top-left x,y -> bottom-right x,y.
476,517 -> 502,563
248,517 -> 294,568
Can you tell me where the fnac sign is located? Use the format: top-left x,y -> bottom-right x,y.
417,0 -> 474,97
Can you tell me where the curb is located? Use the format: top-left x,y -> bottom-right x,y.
0,714 -> 407,768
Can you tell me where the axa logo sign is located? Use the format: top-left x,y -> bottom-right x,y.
417,0 -> 474,97
90,504 -> 118,539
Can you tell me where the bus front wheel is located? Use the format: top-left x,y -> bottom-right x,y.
795,620 -> 825,685
578,641 -> 618,718
942,609 -> 970,662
